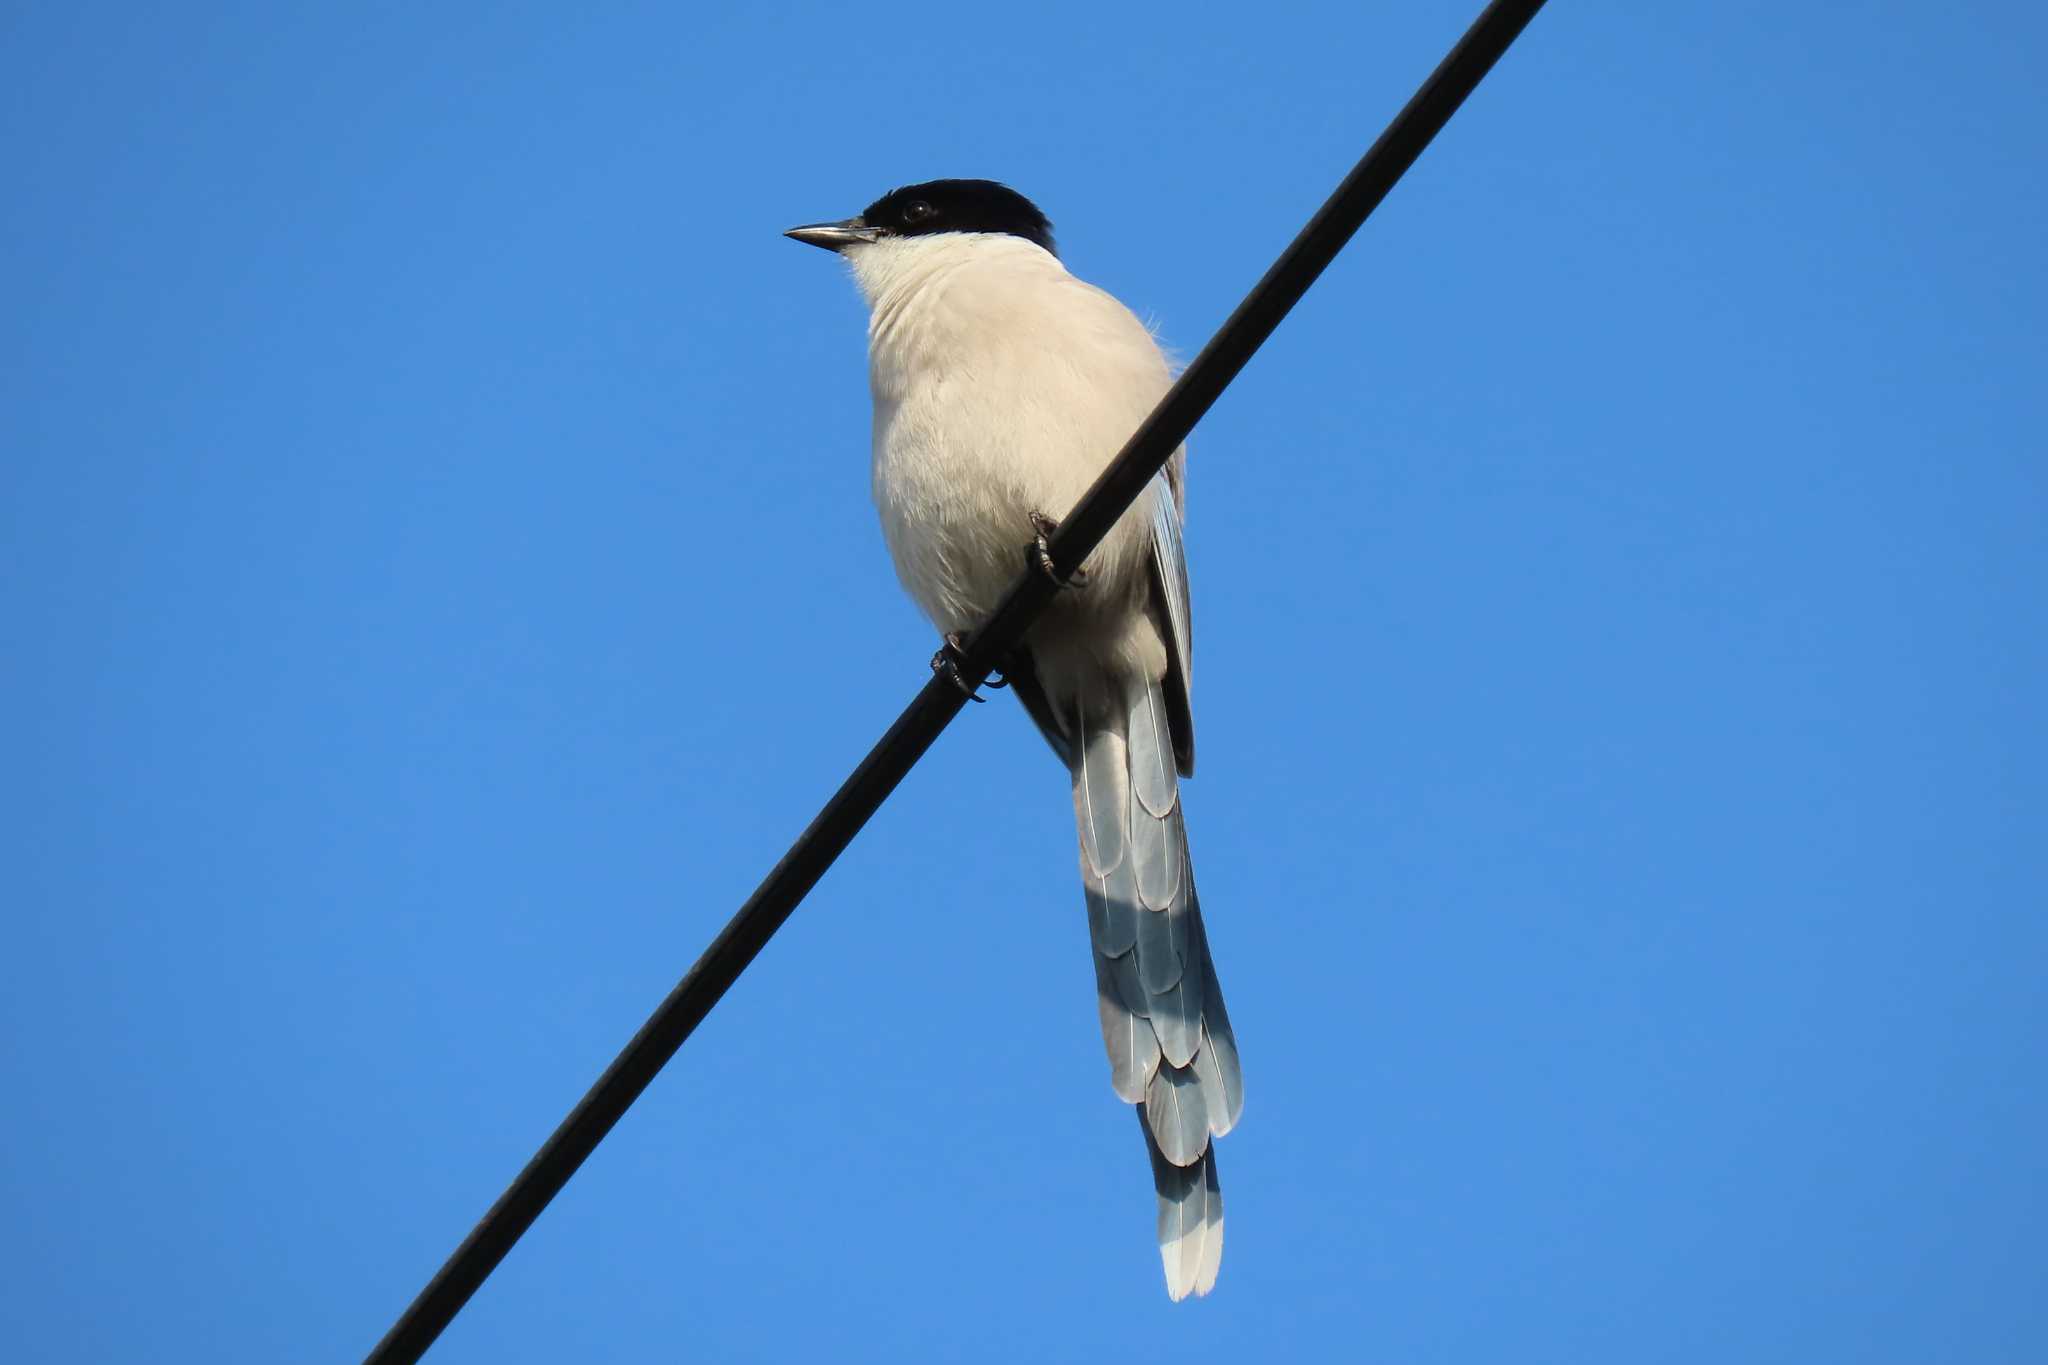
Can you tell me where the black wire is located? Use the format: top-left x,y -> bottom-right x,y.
364,2 -> 1549,1358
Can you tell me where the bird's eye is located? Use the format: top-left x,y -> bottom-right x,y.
901,200 -> 936,224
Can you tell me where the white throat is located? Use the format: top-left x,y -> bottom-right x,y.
842,232 -> 1064,314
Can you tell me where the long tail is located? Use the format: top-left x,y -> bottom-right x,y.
1072,671 -> 1243,1300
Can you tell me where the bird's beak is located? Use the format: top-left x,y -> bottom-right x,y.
784,218 -> 885,252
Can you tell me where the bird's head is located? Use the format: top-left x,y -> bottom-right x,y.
784,179 -> 1057,259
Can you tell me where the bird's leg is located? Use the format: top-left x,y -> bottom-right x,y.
1028,511 -> 1091,589
930,631 -> 1011,702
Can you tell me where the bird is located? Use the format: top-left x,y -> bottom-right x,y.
786,179 -> 1242,1300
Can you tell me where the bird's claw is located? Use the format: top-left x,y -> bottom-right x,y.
1028,511 -> 1090,589
931,632 -> 1010,702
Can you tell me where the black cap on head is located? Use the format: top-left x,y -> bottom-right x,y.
860,179 -> 1057,257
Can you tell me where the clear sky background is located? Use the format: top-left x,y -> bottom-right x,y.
4,3 -> 2044,1361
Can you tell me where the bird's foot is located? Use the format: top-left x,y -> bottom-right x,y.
1028,511 -> 1091,589
930,632 -> 1010,702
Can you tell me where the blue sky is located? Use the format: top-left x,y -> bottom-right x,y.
4,2 -> 2044,1361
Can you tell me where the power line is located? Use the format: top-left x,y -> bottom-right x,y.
364,2 -> 1550,1357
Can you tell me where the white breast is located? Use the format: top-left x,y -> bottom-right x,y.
849,234 -> 1174,636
